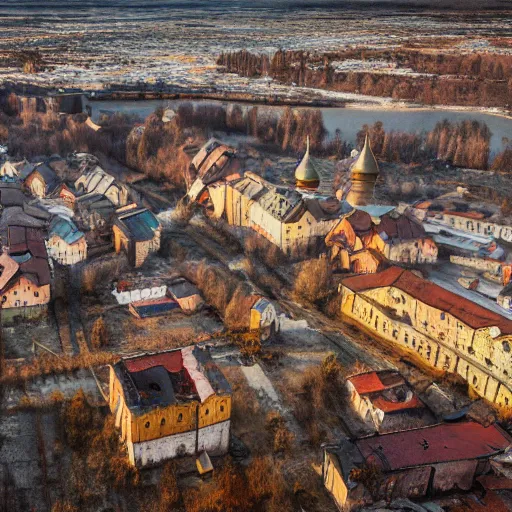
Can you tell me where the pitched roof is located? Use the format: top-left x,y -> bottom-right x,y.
356,422 -> 511,470
115,207 -> 160,242
167,278 -> 200,299
377,213 -> 426,240
342,266 -> 512,334
351,134 -> 379,176
49,216 -> 84,245
0,253 -> 19,290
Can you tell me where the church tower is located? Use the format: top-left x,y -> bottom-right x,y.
346,134 -> 379,206
295,136 -> 320,190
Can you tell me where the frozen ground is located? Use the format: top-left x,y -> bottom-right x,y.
0,2 -> 509,92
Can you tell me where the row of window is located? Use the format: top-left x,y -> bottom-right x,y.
143,405 -> 226,429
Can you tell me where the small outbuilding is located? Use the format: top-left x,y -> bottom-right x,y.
24,163 -> 61,198
46,216 -> 87,265
346,370 -> 434,433
167,278 -> 204,313
113,204 -> 161,268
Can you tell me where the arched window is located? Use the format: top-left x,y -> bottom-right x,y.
161,418 -> 166,426
145,421 -> 150,428
177,413 -> 183,422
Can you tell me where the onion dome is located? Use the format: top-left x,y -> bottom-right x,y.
295,136 -> 320,189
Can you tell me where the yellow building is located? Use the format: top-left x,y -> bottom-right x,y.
340,267 -> 512,406
109,345 -> 232,467
207,172 -> 352,254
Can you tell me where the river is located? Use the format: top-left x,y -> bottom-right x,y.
84,98 -> 512,157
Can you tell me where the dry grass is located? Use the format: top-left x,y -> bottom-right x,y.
81,255 -> 128,295
1,351 -> 117,385
292,354 -> 345,447
183,456 -> 294,512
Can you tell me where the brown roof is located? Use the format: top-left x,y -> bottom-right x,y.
342,266 -> 512,334
357,422 -> 511,470
377,213 -> 425,240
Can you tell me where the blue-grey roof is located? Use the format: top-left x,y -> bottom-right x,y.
49,216 -> 84,245
117,208 -> 160,242
35,163 -> 61,194
132,300 -> 180,318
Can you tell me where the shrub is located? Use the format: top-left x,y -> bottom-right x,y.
90,316 -> 109,350
293,256 -> 331,303
265,411 -> 294,454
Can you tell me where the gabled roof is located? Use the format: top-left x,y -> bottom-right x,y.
342,266 -> 512,334
0,253 -> 19,290
30,163 -> 61,194
377,213 -> 426,241
356,422 -> 511,470
115,207 -> 160,242
49,216 -> 84,245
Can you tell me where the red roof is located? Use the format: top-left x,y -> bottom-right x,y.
124,350 -> 183,374
356,422 -> 511,470
349,372 -> 388,395
372,394 -> 424,413
342,267 -> 512,334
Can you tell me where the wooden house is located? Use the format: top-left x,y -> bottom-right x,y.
113,204 -> 161,268
46,216 -> 87,265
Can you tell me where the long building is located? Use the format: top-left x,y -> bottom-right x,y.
340,267 -> 512,406
109,346 -> 231,467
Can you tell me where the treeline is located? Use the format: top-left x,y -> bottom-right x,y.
217,49 -> 512,108
356,119 -> 493,170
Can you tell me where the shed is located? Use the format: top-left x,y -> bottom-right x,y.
129,297 -> 180,319
167,278 -> 204,313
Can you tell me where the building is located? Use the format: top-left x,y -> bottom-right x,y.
415,199 -> 512,245
109,346 -> 232,467
75,165 -> 129,207
112,279 -> 168,305
326,209 -> 437,274
129,297 -> 180,319
113,204 -> 161,268
250,297 -> 279,341
167,278 -> 204,314
340,267 -> 512,406
498,283 -> 512,313
188,138 -> 242,203
323,421 -> 511,511
376,212 -> 438,264
23,163 -> 61,198
326,209 -> 386,274
0,227 -> 51,322
295,137 -> 320,189
206,172 -> 352,254
346,370 -> 434,433
345,134 -> 380,207
53,183 -> 76,209
46,216 -> 87,265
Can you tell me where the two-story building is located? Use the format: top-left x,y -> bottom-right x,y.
340,267 -> 512,407
109,346 -> 232,467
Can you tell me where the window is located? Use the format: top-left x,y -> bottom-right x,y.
149,383 -> 161,392
392,329 -> 398,339
178,413 -> 183,422
412,338 -> 416,348
220,405 -> 225,412
440,312 -> 445,320
444,355 -> 451,370
205,409 -> 209,416
503,341 -> 510,353
34,291 -> 39,297
145,421 -> 150,428
160,418 -> 166,426
404,333 -> 409,344
472,376 -> 478,387
13,290 -> 17,296
401,295 -> 406,304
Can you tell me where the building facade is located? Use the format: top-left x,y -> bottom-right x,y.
109,346 -> 232,467
341,267 -> 512,407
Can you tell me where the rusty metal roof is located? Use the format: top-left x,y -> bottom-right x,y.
356,422 -> 512,470
342,266 -> 512,334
